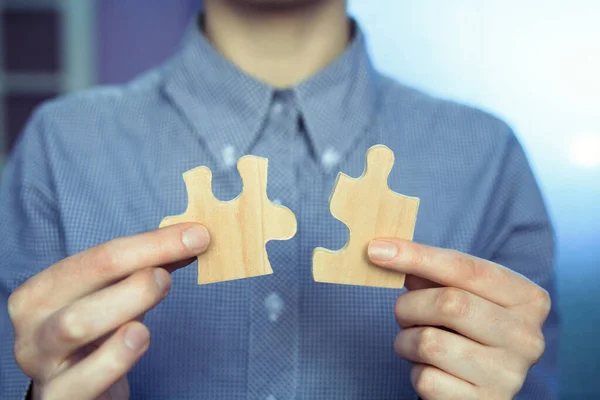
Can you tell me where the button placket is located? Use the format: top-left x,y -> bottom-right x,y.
246,96 -> 301,400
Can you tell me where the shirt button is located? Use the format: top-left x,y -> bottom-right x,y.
271,101 -> 285,116
322,148 -> 340,170
264,292 -> 284,322
221,145 -> 236,167
266,395 -> 277,400
272,198 -> 282,206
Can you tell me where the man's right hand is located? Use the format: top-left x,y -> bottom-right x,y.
7,223 -> 210,400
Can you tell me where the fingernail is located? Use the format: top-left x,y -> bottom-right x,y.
182,226 -> 210,252
154,269 -> 169,295
368,240 -> 398,261
124,324 -> 148,351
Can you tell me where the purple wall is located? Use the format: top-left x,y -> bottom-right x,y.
1,8 -> 61,154
96,0 -> 202,84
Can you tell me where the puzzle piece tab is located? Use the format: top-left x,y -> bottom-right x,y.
312,145 -> 419,288
160,156 -> 297,285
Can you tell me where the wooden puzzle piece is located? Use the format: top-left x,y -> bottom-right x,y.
312,145 -> 420,288
160,156 -> 297,285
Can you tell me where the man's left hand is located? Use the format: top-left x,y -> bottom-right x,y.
368,238 -> 551,400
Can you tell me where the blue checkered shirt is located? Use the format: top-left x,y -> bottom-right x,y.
0,18 -> 558,399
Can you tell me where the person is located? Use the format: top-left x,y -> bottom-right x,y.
0,0 -> 559,399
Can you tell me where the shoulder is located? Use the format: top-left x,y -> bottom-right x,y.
377,74 -> 517,151
7,64 -> 181,187
33,67 -> 167,132
374,74 -> 538,208
19,65 -> 177,164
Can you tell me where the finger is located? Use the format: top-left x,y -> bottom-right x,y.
37,267 -> 169,362
394,287 -> 515,348
411,363 -> 478,400
405,275 -> 440,291
396,326 -> 504,387
163,257 -> 196,273
29,223 -> 209,307
42,321 -> 150,400
368,238 -> 534,307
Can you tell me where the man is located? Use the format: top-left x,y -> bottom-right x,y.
0,0 -> 558,399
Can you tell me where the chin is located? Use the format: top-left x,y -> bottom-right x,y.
229,0 -> 324,6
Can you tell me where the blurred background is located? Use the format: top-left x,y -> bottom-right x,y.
0,0 -> 598,398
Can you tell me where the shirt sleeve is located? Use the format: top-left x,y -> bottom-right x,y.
484,133 -> 559,399
0,106 -> 67,399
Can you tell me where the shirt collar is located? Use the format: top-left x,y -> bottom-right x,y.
163,15 -> 381,172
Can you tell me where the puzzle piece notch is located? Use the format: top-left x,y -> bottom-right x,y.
312,144 -> 420,288
160,155 -> 297,285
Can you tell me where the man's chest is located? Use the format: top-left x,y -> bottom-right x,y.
52,123 -> 485,398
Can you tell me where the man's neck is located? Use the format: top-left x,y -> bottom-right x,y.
203,0 -> 349,88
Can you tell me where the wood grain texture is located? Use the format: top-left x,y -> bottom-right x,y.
312,145 -> 420,288
160,156 -> 297,285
